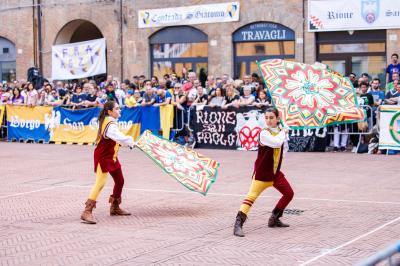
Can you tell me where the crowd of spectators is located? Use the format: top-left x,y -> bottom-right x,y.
0,53 -> 398,152
0,71 -> 275,111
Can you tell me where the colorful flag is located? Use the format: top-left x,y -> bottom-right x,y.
258,59 -> 366,129
136,130 -> 219,195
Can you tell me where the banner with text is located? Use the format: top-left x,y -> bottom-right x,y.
192,106 -> 328,151
138,2 -> 240,28
379,105 -> 400,150
6,105 -> 53,142
192,106 -> 267,150
308,0 -> 400,32
52,38 -> 106,80
5,105 -> 173,144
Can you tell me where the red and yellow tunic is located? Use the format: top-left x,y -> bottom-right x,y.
253,128 -> 285,182
94,116 -> 121,173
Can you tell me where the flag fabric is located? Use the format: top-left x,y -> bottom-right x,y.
136,130 -> 219,195
258,59 -> 366,129
378,105 -> 400,150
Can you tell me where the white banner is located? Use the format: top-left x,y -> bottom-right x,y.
138,2 -> 240,28
51,38 -> 106,80
308,0 -> 400,32
379,105 -> 400,150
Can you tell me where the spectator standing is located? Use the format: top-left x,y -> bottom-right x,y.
70,85 -> 87,109
124,89 -> 137,108
192,85 -> 208,106
105,83 -> 117,102
386,72 -> 399,92
11,87 -> 24,105
386,53 -> 399,84
154,88 -> 172,106
254,89 -> 271,108
133,89 -> 143,105
141,85 -> 156,106
25,82 -> 38,107
208,87 -> 225,107
239,85 -> 255,106
222,84 -> 240,109
384,80 -> 400,105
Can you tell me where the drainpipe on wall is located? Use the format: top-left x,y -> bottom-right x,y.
37,0 -> 43,72
119,0 -> 124,81
32,0 -> 37,67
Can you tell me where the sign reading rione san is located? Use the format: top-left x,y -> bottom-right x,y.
138,2 -> 240,28
308,0 -> 400,32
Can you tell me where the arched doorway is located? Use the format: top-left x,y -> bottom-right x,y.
232,22 -> 295,79
149,26 -> 208,78
53,20 -> 106,81
54,20 -> 103,44
0,37 -> 16,82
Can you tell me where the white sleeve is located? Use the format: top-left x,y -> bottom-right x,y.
259,129 -> 286,148
105,122 -> 135,147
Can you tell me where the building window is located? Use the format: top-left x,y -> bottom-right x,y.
232,22 -> 295,79
316,30 -> 386,85
150,26 -> 208,79
0,37 -> 16,82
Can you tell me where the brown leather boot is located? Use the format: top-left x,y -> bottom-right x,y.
109,196 -> 131,216
81,199 -> 97,224
233,211 -> 247,237
268,208 -> 289,228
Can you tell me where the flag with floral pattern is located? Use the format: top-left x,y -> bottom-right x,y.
136,130 -> 219,195
258,59 -> 366,129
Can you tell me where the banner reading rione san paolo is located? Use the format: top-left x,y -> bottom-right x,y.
379,105 -> 400,151
51,38 -> 106,80
138,2 -> 240,28
308,0 -> 400,32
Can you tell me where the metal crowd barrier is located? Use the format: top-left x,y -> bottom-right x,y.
357,241 -> 400,266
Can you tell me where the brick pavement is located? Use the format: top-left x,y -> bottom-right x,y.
0,142 -> 399,266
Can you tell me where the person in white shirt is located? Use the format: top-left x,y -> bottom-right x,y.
81,101 -> 135,224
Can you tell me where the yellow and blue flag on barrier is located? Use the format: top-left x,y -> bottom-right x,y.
0,105 -> 5,127
50,106 -> 100,144
6,105 -> 53,142
119,107 -> 141,141
141,105 -> 175,139
5,105 -> 175,143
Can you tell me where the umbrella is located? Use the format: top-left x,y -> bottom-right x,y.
257,59 -> 366,129
136,130 -> 219,195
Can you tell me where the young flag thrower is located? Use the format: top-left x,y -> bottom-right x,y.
81,101 -> 135,224
233,107 -> 294,237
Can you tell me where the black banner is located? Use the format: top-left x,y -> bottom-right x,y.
192,106 -> 266,149
288,128 -> 328,152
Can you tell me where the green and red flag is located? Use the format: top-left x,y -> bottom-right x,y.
258,59 -> 365,129
136,130 -> 219,195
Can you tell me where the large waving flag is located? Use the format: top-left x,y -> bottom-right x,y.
136,130 -> 219,195
258,59 -> 365,129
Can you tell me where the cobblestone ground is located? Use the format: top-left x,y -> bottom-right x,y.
0,142 -> 399,266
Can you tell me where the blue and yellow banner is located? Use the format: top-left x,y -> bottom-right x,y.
50,107 -> 100,144
6,105 -> 53,142
5,105 -> 175,143
119,107 -> 141,141
0,105 -> 5,127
